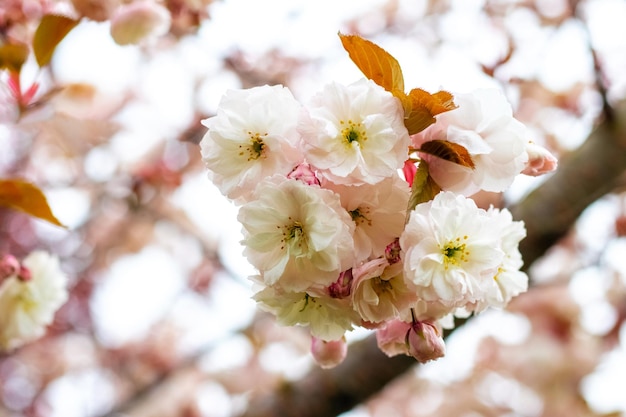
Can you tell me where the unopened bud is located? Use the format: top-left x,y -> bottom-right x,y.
17,265 -> 32,282
328,269 -> 352,298
310,336 -> 347,369
522,141 -> 558,176
72,0 -> 119,22
407,320 -> 445,363
0,254 -> 20,283
0,254 -> 20,282
402,160 -> 417,186
110,1 -> 171,46
615,214 -> 626,237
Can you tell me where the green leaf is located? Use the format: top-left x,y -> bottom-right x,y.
339,33 -> 404,93
406,162 -> 441,215
0,179 -> 65,227
33,14 -> 80,67
419,140 -> 475,169
0,43 -> 29,73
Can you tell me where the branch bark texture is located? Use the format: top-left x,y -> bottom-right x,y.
240,102 -> 626,417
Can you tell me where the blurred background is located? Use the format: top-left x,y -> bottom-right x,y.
1,0 -> 626,416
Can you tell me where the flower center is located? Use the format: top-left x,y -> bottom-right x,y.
493,266 -> 505,281
372,276 -> 393,293
299,293 -> 321,312
340,120 -> 367,146
287,222 -> 304,240
442,236 -> 469,269
239,131 -> 267,161
279,217 -> 308,254
349,206 -> 372,226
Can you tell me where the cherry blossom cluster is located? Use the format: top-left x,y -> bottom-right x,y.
0,251 -> 68,351
200,78 -> 557,368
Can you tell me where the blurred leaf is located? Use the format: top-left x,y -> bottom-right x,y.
339,33 -> 404,93
402,88 -> 457,135
407,162 -> 441,213
0,179 -> 65,227
0,43 -> 29,73
419,140 -> 475,169
33,14 -> 80,67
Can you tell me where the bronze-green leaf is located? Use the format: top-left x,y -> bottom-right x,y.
0,43 -> 29,73
404,88 -> 457,135
33,14 -> 80,67
406,161 -> 441,215
419,140 -> 475,169
339,33 -> 404,93
0,179 -> 65,227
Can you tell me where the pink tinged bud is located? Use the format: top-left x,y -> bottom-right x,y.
72,0 -> 119,22
375,319 -> 412,357
328,269 -> 353,298
310,336 -> 347,369
0,254 -> 20,283
287,163 -> 320,186
522,142 -> 558,176
17,265 -> 32,282
110,1 -> 171,46
407,321 -> 446,363
615,215 -> 626,237
385,238 -> 401,264
402,160 -> 417,186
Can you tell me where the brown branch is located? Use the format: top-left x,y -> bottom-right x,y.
511,100 -> 626,268
240,336 -> 415,417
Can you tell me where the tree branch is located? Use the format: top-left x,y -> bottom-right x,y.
511,101 -> 626,268
241,336 -> 415,417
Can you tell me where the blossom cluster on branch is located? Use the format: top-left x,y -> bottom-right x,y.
0,251 -> 68,351
199,34 -> 557,368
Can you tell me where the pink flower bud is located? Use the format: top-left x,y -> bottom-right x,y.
0,254 -> 20,283
407,320 -> 445,363
71,0 -> 119,22
17,265 -> 32,282
522,141 -> 558,176
376,318 -> 446,362
615,214 -> 626,237
310,336 -> 347,369
287,163 -> 320,186
328,269 -> 352,298
402,160 -> 417,186
110,1 -> 171,46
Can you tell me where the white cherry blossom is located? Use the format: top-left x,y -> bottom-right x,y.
412,89 -> 528,196
200,85 -> 304,203
253,286 -> 358,341
238,176 -> 355,292
323,176 -> 410,262
400,191 -> 505,310
0,251 -> 68,351
351,258 -> 417,324
471,207 -> 529,312
299,78 -> 410,185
